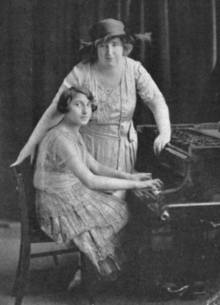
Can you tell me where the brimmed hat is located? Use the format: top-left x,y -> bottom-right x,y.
89,19 -> 126,42
79,18 -> 152,58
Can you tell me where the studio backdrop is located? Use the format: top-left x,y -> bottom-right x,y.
0,0 -> 219,220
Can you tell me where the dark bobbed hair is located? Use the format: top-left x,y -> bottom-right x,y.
57,85 -> 97,114
79,34 -> 135,62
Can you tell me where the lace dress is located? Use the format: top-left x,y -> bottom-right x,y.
63,57 -> 164,173
33,128 -> 129,277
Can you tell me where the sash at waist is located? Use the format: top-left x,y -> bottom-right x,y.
34,170 -> 79,193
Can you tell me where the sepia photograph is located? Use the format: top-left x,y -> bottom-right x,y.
0,1 -> 220,304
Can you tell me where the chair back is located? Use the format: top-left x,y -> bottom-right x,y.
13,164 -> 31,243
12,162 -> 41,242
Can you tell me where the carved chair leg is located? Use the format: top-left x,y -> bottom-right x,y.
52,253 -> 59,267
81,252 -> 96,305
13,242 -> 31,305
12,246 -> 22,297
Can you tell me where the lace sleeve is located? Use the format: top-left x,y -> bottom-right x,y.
52,131 -> 83,170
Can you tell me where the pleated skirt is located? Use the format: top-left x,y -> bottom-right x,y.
35,182 -> 129,277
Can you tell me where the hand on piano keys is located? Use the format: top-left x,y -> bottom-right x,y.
132,174 -> 163,193
131,180 -> 164,216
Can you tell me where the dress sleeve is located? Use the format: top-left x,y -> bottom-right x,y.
63,61 -> 86,88
135,62 -> 165,106
52,132 -> 82,167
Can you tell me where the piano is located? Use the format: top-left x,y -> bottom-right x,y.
131,122 -> 220,296
135,122 -> 220,215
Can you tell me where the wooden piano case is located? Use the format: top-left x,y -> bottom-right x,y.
130,123 -> 220,295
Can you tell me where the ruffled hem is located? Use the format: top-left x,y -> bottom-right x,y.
35,183 -> 129,275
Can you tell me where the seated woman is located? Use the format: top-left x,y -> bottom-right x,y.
33,85 -> 162,283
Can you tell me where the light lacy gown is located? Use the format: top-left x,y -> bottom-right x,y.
62,57 -> 164,173
33,127 -> 129,277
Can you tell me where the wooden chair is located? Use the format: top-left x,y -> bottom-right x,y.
11,163 -> 95,305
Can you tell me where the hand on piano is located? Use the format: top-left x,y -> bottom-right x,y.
135,177 -> 163,192
153,133 -> 170,155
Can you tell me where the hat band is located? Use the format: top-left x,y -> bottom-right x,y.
91,30 -> 126,41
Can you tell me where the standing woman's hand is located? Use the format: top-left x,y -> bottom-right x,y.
153,133 -> 170,155
11,143 -> 36,166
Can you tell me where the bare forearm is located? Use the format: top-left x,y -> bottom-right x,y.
12,84 -> 68,165
149,99 -> 171,137
88,175 -> 138,191
92,163 -> 133,180
26,85 -> 66,146
27,105 -> 58,145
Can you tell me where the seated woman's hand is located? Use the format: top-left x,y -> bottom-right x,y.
153,133 -> 170,155
11,143 -> 36,167
131,172 -> 152,181
136,178 -> 163,191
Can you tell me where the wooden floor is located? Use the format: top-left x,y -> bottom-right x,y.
0,221 -> 219,305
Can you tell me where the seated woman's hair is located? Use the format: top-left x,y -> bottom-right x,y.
57,86 -> 97,113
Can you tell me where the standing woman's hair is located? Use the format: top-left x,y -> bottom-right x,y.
57,86 -> 97,113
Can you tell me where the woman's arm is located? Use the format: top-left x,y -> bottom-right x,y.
61,138 -> 161,191
12,62 -> 85,166
147,96 -> 171,155
136,63 -> 171,155
12,84 -> 67,166
86,152 -> 152,181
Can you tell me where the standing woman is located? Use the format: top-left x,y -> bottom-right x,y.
13,18 -> 171,173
